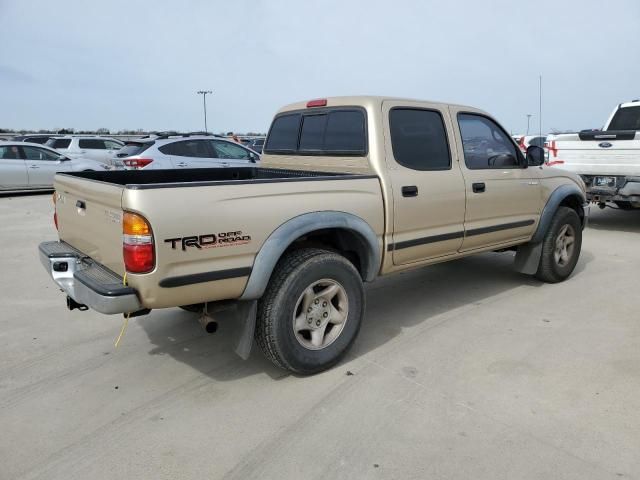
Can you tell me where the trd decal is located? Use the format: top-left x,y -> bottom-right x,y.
164,231 -> 251,251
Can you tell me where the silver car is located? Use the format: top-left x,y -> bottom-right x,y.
0,141 -> 107,193
111,134 -> 259,170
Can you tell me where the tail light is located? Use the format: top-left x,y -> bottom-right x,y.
546,160 -> 565,167
123,212 -> 154,273
123,158 -> 153,169
52,192 -> 58,230
307,99 -> 327,108
548,140 -> 558,158
518,136 -> 526,152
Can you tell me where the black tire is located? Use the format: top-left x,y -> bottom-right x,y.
535,206 -> 582,283
255,248 -> 365,375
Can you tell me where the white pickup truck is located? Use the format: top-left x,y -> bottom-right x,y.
546,100 -> 640,209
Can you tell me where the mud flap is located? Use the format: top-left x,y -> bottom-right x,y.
514,242 -> 542,275
233,300 -> 257,360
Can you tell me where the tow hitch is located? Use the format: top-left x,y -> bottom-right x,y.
66,296 -> 88,311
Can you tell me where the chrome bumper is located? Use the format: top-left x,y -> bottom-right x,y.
39,241 -> 142,315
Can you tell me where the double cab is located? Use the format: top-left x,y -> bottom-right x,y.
40,96 -> 588,374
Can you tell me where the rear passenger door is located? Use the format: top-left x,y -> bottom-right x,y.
449,107 -> 543,251
22,146 -> 72,187
210,140 -> 255,167
77,139 -> 108,163
161,140 -> 218,168
383,101 -> 467,265
0,145 -> 28,190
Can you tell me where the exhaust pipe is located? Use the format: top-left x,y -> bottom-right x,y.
198,313 -> 218,334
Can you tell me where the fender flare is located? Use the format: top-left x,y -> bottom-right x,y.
239,211 -> 381,300
530,183 -> 586,244
514,183 -> 586,274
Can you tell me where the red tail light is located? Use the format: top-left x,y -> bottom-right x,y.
518,136 -> 526,152
123,212 -> 154,273
52,192 -> 58,230
123,158 -> 153,169
546,160 -> 565,167
307,99 -> 327,108
548,140 -> 558,158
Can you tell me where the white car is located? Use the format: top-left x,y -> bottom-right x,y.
0,141 -> 107,192
112,134 -> 260,170
546,100 -> 640,208
46,136 -> 124,164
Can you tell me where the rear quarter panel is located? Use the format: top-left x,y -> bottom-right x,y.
123,177 -> 384,309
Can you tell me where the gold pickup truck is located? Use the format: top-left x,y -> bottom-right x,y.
40,96 -> 588,374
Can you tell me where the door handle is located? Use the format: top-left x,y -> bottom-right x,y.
472,182 -> 486,193
401,185 -> 418,197
176,162 -> 188,167
220,162 -> 230,167
28,165 -> 40,169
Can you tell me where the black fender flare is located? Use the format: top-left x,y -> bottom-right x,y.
514,184 -> 586,274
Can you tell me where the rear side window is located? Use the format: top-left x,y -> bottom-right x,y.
48,138 -> 71,149
159,140 -> 211,158
79,139 -> 106,149
0,145 -> 21,159
389,108 -> 451,170
264,108 -> 367,155
607,105 -> 640,131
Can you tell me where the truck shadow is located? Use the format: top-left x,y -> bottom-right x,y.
138,249 -> 592,381
587,207 -> 640,234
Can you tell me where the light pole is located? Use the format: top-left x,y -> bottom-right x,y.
196,90 -> 212,132
526,114 -> 533,135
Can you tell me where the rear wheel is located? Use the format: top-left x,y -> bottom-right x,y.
255,248 -> 364,375
535,207 -> 582,283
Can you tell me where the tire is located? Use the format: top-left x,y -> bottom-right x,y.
535,207 -> 582,283
255,248 -> 365,375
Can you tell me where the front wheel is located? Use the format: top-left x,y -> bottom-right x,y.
255,248 -> 364,375
535,206 -> 582,283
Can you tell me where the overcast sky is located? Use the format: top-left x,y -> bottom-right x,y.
1,0 -> 638,134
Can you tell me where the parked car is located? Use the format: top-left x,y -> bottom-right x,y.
111,134 -> 259,170
12,134 -> 62,144
517,135 -> 547,154
46,136 -> 124,164
244,137 -> 266,153
0,141 -> 107,192
546,100 -> 640,209
40,96 -> 587,375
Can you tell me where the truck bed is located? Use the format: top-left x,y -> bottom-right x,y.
61,167 -> 374,189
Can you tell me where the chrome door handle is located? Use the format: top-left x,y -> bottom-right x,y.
176,163 -> 188,167
220,162 -> 230,167
29,165 -> 40,169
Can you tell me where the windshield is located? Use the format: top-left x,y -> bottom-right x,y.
607,105 -> 640,131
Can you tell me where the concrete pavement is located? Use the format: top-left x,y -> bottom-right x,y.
1,193 -> 639,480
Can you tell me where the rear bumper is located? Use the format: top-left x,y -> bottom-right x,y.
582,175 -> 640,204
39,241 -> 142,314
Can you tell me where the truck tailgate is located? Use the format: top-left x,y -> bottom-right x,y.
54,174 -> 125,275
549,134 -> 640,176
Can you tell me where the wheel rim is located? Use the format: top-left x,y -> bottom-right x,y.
292,278 -> 349,350
553,223 -> 576,267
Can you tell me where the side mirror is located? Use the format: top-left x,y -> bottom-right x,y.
59,156 -> 71,162
249,152 -> 259,163
526,145 -> 545,166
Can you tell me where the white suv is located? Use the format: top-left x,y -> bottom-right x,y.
46,136 -> 124,164
112,134 -> 260,170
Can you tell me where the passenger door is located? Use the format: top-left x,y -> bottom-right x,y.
210,140 -> 256,168
77,139 -> 108,163
0,145 -> 28,190
383,101 -> 467,265
159,140 -> 215,168
449,107 -> 543,251
22,146 -> 72,187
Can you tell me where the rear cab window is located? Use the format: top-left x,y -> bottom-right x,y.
264,108 -> 367,156
607,105 -> 640,130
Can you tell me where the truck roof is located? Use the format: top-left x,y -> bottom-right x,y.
276,95 -> 482,115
